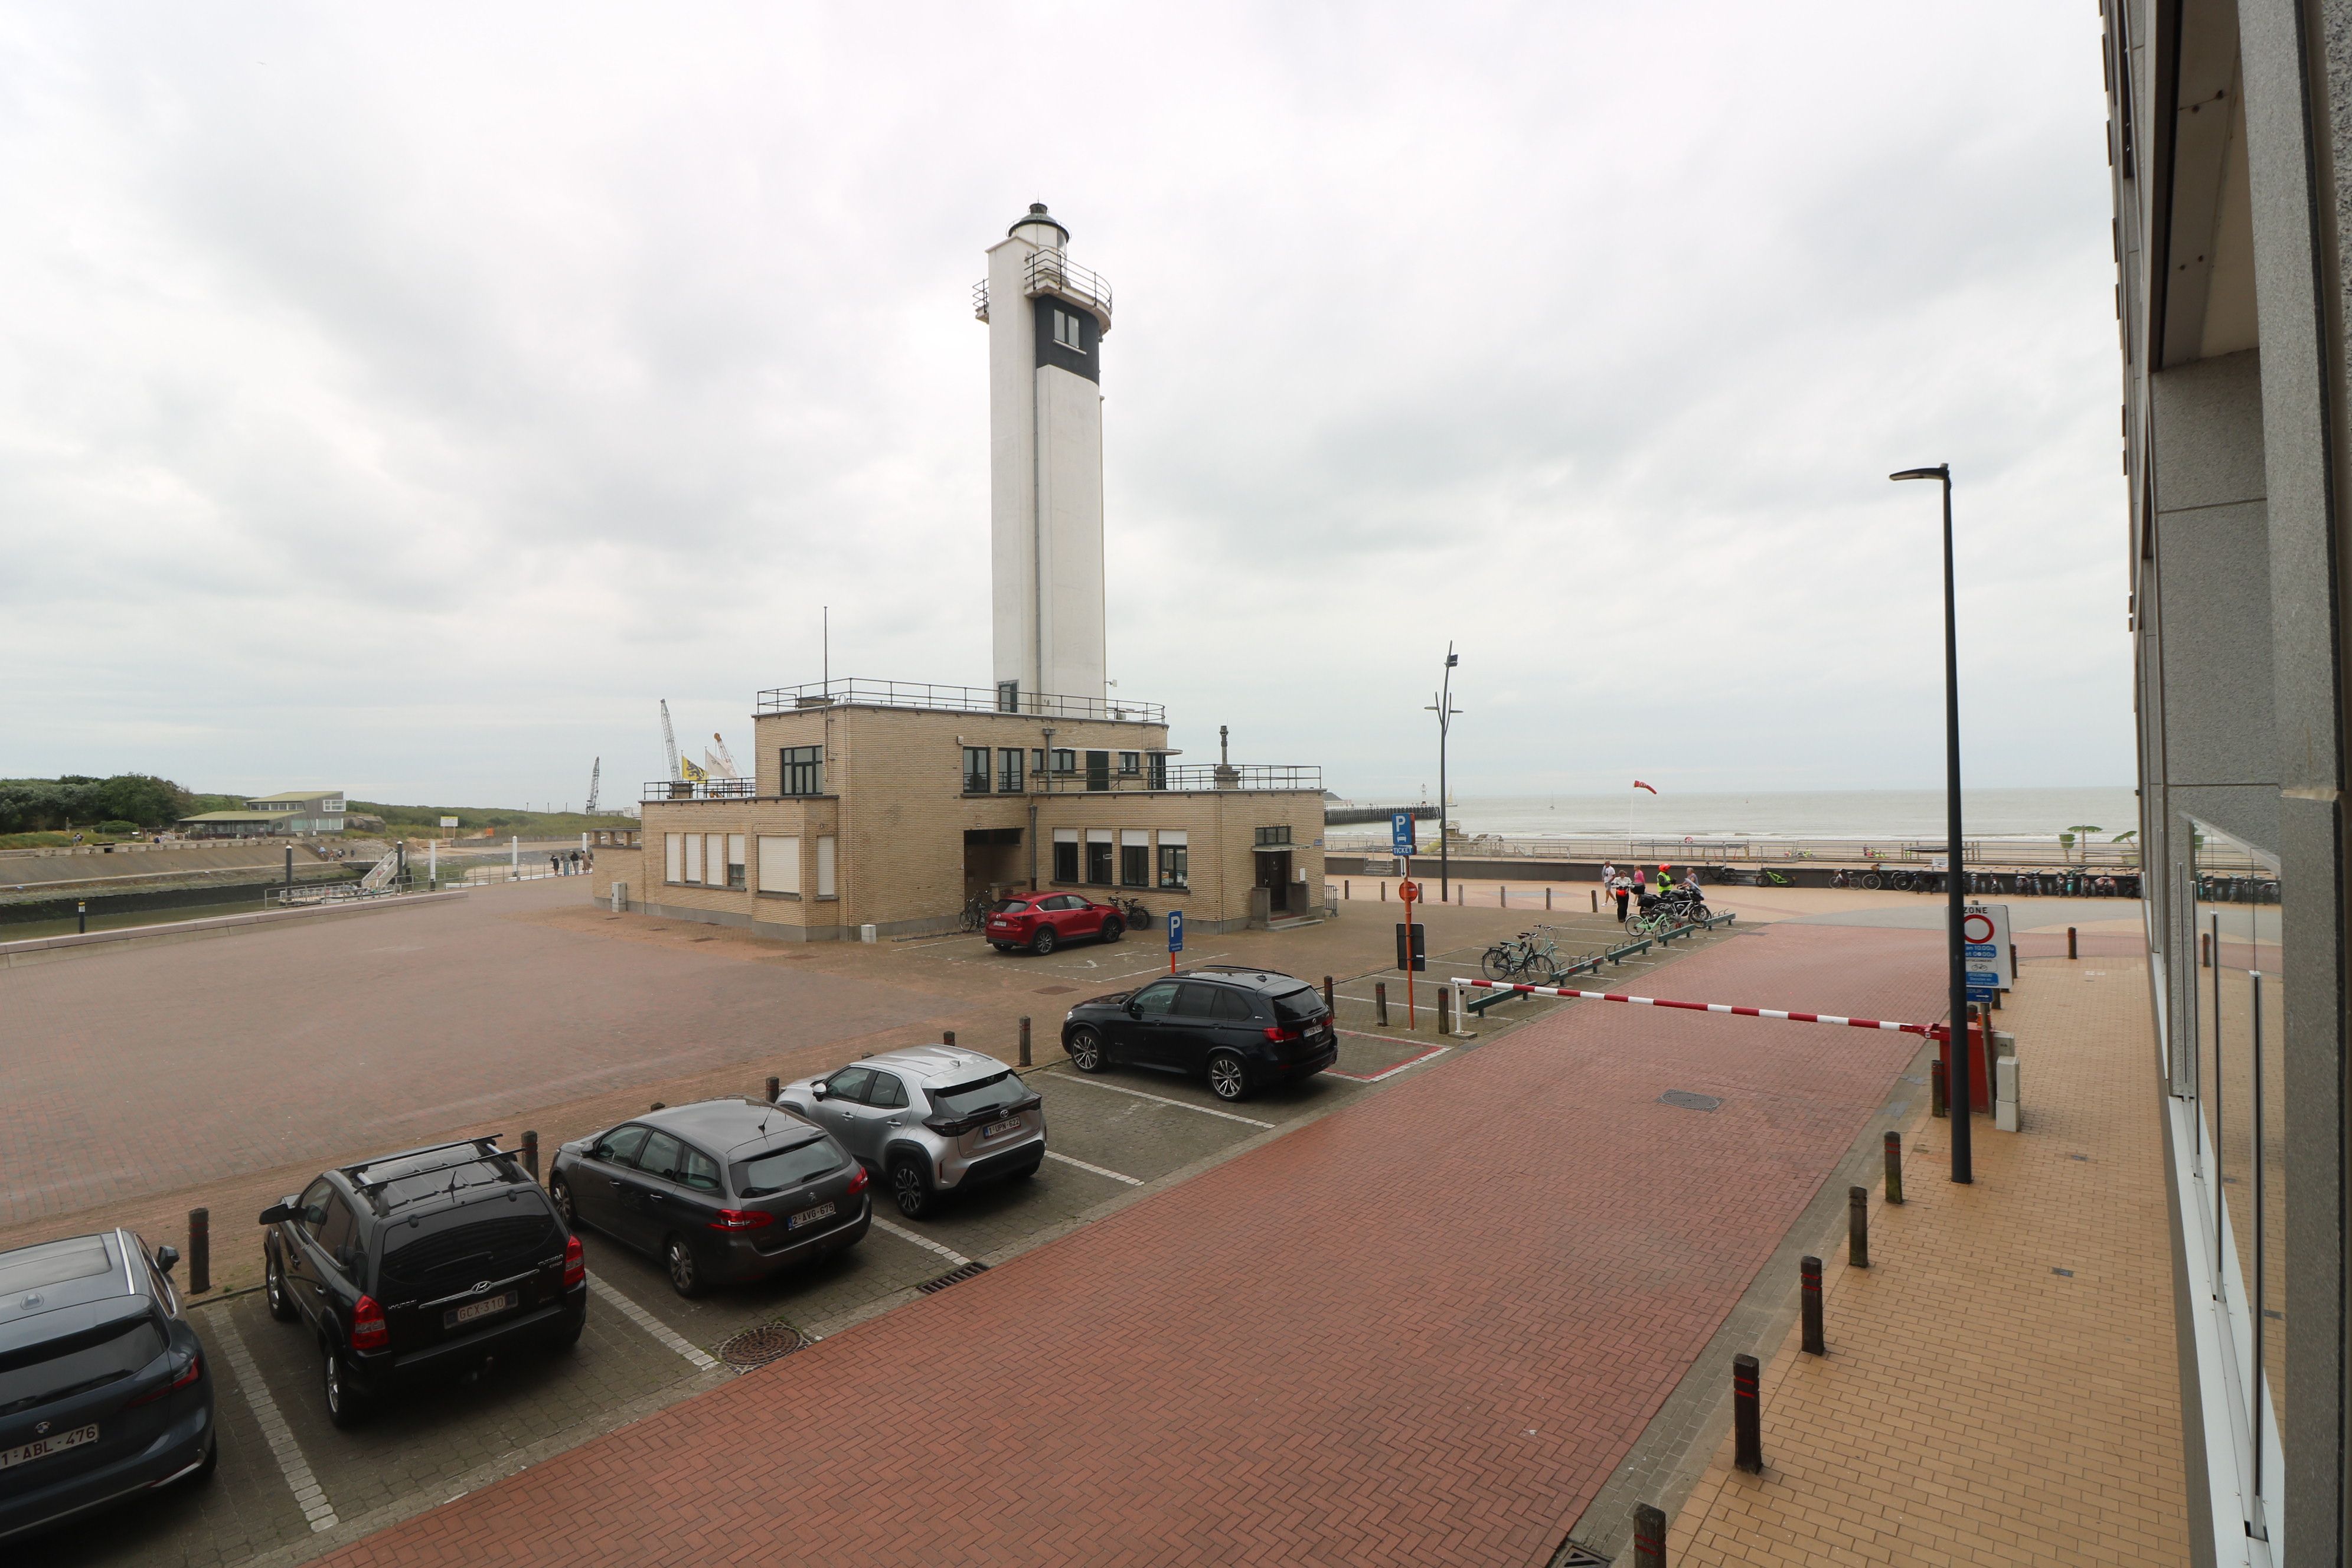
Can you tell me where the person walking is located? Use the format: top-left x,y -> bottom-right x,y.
1612,873 -> 1631,923
1600,859 -> 1618,899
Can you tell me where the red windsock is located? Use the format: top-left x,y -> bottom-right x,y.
1632,780 -> 1658,794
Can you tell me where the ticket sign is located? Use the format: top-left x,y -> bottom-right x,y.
1391,811 -> 1417,859
1961,903 -> 2013,990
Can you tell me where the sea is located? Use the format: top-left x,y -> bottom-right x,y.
1326,787 -> 2139,844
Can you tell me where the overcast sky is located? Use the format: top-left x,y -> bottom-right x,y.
0,2 -> 2126,808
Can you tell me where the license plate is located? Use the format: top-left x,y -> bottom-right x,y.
982,1116 -> 1022,1139
444,1290 -> 517,1329
0,1423 -> 97,1471
788,1200 -> 837,1231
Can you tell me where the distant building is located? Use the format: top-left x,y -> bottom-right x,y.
178,790 -> 347,839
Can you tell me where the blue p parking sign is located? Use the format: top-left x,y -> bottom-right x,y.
1167,910 -> 1184,953
1390,812 -> 1417,859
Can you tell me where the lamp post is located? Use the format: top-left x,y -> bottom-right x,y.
1426,646 -> 1461,902
1890,463 -> 1971,1184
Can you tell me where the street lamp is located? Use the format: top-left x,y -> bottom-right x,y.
1890,462 -> 1972,1184
1426,646 -> 1461,902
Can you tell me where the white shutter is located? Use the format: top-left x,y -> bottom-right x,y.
727,835 -> 746,877
706,834 -> 725,884
757,836 -> 801,894
1157,829 -> 1188,847
665,833 -> 683,883
1086,828 -> 1113,845
1053,828 -> 1079,845
684,833 -> 703,884
1121,830 -> 1148,847
816,835 -> 837,897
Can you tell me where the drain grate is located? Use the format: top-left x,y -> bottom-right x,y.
917,1261 -> 991,1294
717,1323 -> 808,1368
1553,1544 -> 1611,1567
1034,985 -> 1076,996
1657,1089 -> 1721,1113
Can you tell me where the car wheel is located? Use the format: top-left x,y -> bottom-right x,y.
1031,927 -> 1057,955
890,1155 -> 934,1219
264,1248 -> 298,1323
1100,917 -> 1124,942
549,1177 -> 578,1230
1206,1050 -> 1250,1103
1066,1026 -> 1108,1073
322,1347 -> 367,1429
664,1236 -> 705,1299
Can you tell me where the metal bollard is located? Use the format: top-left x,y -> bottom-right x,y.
2067,926 -> 2077,960
1381,881 -> 1387,901
1631,1502 -> 1668,1568
1546,886 -> 1553,911
1592,888 -> 1599,913
1498,884 -> 1505,907
1344,879 -> 1350,900
1375,981 -> 1389,1027
1733,1354 -> 1763,1473
1930,1058 -> 1948,1118
522,1130 -> 540,1182
188,1208 -> 211,1295
1019,1016 -> 1032,1067
765,1075 -> 780,1102
1322,975 -> 1335,1016
943,1030 -> 956,1047
2201,931 -> 2211,968
1848,1185 -> 1870,1269
1438,987 -> 1453,1035
1800,1255 -> 1824,1355
77,900 -> 87,934
1884,1130 -> 1904,1204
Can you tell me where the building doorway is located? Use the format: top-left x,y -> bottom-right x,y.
963,828 -> 1023,903
1255,849 -> 1292,914
1086,750 -> 1111,792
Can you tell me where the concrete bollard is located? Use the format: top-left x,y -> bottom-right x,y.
1438,987 -> 1453,1035
2067,926 -> 2078,960
188,1208 -> 211,1295
1322,975 -> 1335,1016
1019,1016 -> 1032,1067
765,1076 -> 780,1102
1930,1058 -> 1948,1118
1631,1502 -> 1668,1568
1884,1130 -> 1904,1204
1733,1354 -> 1763,1473
521,1130 -> 540,1181
1848,1185 -> 1870,1269
1375,981 -> 1389,1027
1800,1255 -> 1824,1355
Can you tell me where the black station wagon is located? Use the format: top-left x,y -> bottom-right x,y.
1060,966 -> 1338,1101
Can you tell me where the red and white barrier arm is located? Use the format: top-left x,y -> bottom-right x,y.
1449,978 -> 1937,1036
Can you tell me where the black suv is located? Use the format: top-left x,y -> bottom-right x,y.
260,1138 -> 586,1428
0,1229 -> 214,1543
1060,967 -> 1338,1102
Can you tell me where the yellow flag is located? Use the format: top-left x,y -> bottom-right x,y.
680,756 -> 707,784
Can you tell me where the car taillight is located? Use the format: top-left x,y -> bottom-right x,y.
563,1233 -> 585,1288
847,1165 -> 870,1195
126,1354 -> 202,1407
708,1208 -> 775,1231
349,1295 -> 389,1351
1264,1025 -> 1301,1043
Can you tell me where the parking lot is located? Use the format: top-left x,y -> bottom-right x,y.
17,883 -> 1750,1566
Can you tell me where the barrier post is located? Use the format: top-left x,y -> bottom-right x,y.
1437,987 -> 1453,1036
1884,1130 -> 1904,1204
1381,881 -> 1387,901
188,1209 -> 211,1295
1800,1255 -> 1824,1355
1930,1058 -> 1948,1117
521,1131 -> 540,1181
1375,982 -> 1389,1027
1019,1017 -> 1033,1067
1848,1185 -> 1870,1269
1322,975 -> 1335,1016
943,1030 -> 955,1047
1592,888 -> 1599,912
765,1076 -> 780,1102
1733,1354 -> 1764,1473
2067,926 -> 2078,960
1344,880 -> 1350,900
1631,1502 -> 1668,1568
77,900 -> 87,934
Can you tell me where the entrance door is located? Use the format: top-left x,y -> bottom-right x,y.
1256,851 -> 1292,913
1085,750 -> 1111,792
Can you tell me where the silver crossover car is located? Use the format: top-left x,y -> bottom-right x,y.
775,1046 -> 1045,1219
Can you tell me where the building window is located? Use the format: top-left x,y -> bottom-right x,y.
665,832 -> 684,884
1051,749 -> 1076,775
757,835 -> 801,894
963,747 -> 991,795
1085,831 -> 1114,884
998,748 -> 1024,792
816,835 -> 836,898
1255,825 -> 1292,847
1053,828 -> 1079,883
1055,309 -> 1083,349
997,680 -> 1020,713
780,746 -> 823,796
1118,752 -> 1139,776
727,834 -> 746,889
1120,830 -> 1149,887
684,833 -> 704,884
1148,753 -> 1168,790
1158,831 -> 1189,890
1031,748 -> 1047,774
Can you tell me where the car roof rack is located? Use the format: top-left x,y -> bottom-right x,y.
341,1136 -> 511,1197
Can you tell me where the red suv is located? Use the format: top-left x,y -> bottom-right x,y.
986,892 -> 1125,955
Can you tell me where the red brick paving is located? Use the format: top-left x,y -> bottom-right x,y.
316,924 -> 1948,1568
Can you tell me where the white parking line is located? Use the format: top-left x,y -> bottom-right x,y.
1044,1149 -> 1143,1186
213,1313 -> 340,1533
587,1276 -> 720,1373
1045,1073 -> 1274,1128
871,1216 -> 970,1267
1328,1043 -> 1452,1083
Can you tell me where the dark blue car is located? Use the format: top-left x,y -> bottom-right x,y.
0,1229 -> 214,1544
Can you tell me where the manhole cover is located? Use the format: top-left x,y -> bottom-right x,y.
1034,985 -> 1076,996
1658,1089 -> 1721,1113
1554,1544 -> 1611,1567
917,1260 -> 990,1294
716,1323 -> 807,1368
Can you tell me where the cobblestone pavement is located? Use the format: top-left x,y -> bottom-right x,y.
1661,943 -> 2189,1567
305,922 -> 1947,1568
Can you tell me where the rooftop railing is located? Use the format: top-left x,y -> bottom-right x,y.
756,678 -> 1163,725
642,778 -> 759,803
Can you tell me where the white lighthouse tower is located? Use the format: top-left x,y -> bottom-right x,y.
979,204 -> 1112,710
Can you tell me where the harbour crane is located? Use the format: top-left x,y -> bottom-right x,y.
659,700 -> 680,781
584,757 -> 601,815
708,733 -> 741,780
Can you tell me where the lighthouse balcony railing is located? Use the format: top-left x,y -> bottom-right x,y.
1023,250 -> 1112,321
757,678 -> 1162,726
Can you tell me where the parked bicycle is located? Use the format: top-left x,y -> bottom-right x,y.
1115,896 -> 1152,928
958,895 -> 991,933
1480,927 -> 1563,983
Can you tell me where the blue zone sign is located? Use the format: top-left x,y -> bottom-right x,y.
1391,812 -> 1417,858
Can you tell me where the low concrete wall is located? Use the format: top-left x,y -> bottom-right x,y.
0,891 -> 471,968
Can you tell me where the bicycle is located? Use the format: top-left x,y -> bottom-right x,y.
1625,905 -> 1679,939
1115,896 -> 1152,928
1479,928 -> 1562,984
958,896 -> 991,933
